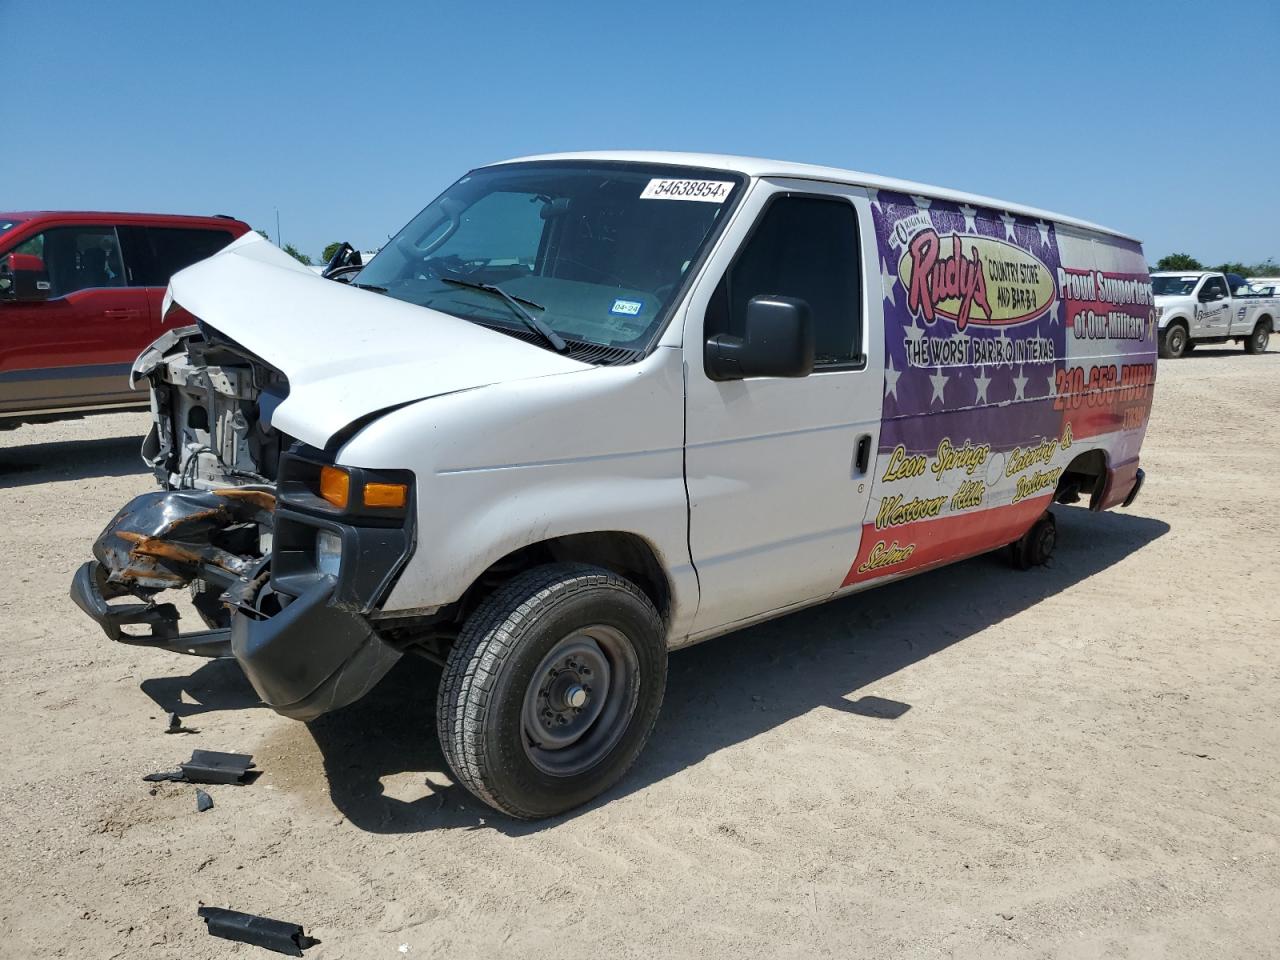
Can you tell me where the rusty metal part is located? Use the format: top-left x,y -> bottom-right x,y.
93,488 -> 273,592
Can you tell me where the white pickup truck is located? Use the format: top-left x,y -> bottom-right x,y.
1153,270 -> 1278,357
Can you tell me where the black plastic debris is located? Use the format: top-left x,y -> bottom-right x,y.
144,750 -> 256,785
195,789 -> 214,813
164,711 -> 198,735
197,907 -> 319,956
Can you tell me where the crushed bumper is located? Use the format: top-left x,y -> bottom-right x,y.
70,482 -> 405,722
230,577 -> 400,721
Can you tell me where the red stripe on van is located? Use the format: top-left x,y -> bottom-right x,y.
842,495 -> 1051,587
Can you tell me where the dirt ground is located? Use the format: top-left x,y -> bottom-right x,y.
2,347 -> 1278,960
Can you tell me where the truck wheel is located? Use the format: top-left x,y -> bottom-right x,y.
1011,512 -> 1056,570
1159,323 -> 1188,359
1244,322 -> 1270,354
437,564 -> 667,819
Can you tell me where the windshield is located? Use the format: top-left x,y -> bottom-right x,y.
1151,275 -> 1200,296
0,219 -> 22,237
356,162 -> 744,356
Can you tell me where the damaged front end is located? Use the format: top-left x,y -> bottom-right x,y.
72,323 -> 411,720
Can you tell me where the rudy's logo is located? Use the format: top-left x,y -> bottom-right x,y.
901,228 -> 1055,331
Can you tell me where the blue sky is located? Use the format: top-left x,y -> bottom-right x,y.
5,0 -> 1278,265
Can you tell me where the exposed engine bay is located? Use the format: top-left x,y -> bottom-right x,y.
134,325 -> 292,491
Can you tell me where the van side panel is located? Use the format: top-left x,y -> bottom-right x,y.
840,191 -> 1155,588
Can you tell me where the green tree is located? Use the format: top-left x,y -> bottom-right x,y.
321,242 -> 344,264
283,244 -> 313,266
1156,252 -> 1202,271
1209,262 -> 1248,275
255,228 -> 270,241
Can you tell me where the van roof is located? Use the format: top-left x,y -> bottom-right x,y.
493,151 -> 1139,243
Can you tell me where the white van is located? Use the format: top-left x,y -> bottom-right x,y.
72,153 -> 1156,818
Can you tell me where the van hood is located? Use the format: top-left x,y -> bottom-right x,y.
164,233 -> 589,448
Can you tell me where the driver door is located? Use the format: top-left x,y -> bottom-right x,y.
681,179 -> 884,638
1195,275 -> 1229,335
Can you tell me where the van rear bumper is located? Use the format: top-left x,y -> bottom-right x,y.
1098,458 -> 1144,510
1121,468 -> 1145,508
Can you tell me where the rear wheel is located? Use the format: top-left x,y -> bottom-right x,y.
1012,512 -> 1056,570
437,564 -> 667,819
1159,323 -> 1189,359
1244,322 -> 1270,354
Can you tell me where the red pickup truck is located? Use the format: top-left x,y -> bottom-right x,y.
0,211 -> 251,429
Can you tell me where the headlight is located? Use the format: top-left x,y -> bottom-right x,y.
316,530 -> 343,578
1155,305 -> 1163,322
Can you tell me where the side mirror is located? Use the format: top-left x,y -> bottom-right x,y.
0,253 -> 50,302
705,295 -> 814,381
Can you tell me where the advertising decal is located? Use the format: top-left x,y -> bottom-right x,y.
844,191 -> 1156,586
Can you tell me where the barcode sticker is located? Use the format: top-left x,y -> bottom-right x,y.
640,178 -> 735,202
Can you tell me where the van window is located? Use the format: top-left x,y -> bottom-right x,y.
118,227 -> 236,286
706,195 -> 863,367
15,227 -> 126,297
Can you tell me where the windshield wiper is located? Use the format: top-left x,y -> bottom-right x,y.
441,277 -> 567,353
351,282 -> 387,293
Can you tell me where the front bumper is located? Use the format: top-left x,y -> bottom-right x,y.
71,559 -> 401,720
70,450 -> 415,721
230,576 -> 401,720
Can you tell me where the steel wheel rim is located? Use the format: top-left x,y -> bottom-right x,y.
1258,331 -> 1269,351
521,625 -> 640,777
1170,328 -> 1185,353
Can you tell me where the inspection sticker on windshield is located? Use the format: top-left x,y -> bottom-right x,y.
640,178 -> 735,202
610,298 -> 643,316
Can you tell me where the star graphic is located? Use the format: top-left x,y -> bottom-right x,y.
884,357 -> 902,400
866,186 -> 879,207
1012,367 -> 1029,401
973,367 -> 992,404
880,258 -> 898,307
1047,300 -> 1062,325
959,203 -> 978,232
929,368 -> 949,406
1045,371 -> 1058,397
904,316 -> 927,347
1036,219 -> 1052,247
911,194 -> 932,211
999,211 -> 1018,241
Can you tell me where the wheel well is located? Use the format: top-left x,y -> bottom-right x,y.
466,532 -> 670,624
1054,449 -> 1108,509
381,532 -> 673,663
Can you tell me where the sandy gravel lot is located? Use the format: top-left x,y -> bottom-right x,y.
2,348 -> 1278,959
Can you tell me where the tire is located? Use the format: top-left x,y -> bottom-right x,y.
437,563 -> 667,819
1244,322 -> 1270,355
1012,512 -> 1056,570
1159,323 -> 1189,359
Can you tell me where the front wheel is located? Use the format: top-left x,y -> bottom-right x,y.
437,564 -> 667,819
1159,323 -> 1189,359
1244,322 -> 1270,355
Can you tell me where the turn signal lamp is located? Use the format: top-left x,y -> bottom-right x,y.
364,481 -> 409,509
319,466 -> 350,509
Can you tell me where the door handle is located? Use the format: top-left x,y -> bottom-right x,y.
854,433 -> 873,475
103,308 -> 142,319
